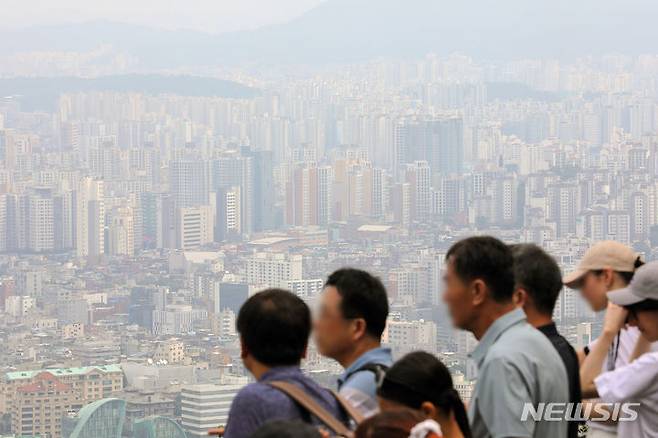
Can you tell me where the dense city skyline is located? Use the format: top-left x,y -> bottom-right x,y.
1,1 -> 658,437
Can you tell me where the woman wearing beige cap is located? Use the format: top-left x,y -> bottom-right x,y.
564,240 -> 649,438
563,241 -> 644,316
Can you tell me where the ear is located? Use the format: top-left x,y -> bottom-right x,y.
302,344 -> 308,360
602,268 -> 615,286
351,318 -> 368,341
513,288 -> 527,308
240,338 -> 248,360
420,401 -> 438,419
471,279 -> 488,306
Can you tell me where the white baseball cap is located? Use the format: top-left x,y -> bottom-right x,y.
608,261 -> 658,306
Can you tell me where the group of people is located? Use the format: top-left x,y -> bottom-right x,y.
218,236 -> 658,438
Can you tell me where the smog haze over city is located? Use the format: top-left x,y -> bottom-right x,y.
0,1 -> 657,437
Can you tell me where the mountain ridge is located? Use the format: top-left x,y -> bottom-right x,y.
1,0 -> 657,66
0,74 -> 259,111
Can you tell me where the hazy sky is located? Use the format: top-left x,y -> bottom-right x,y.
0,0 -> 324,33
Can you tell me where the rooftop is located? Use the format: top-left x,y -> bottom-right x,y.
5,364 -> 122,381
357,224 -> 393,232
248,236 -> 294,245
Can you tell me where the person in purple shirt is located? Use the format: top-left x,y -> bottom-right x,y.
223,288 -> 349,438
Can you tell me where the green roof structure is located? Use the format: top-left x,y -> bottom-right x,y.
133,416 -> 187,438
61,398 -> 126,438
5,365 -> 122,381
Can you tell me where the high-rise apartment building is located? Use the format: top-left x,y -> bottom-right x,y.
547,183 -> 578,238
5,295 -> 35,318
493,175 -> 520,226
286,163 -> 333,226
170,159 -> 210,208
60,120 -> 81,151
108,206 -> 135,256
331,159 -> 388,220
140,192 -> 169,250
212,150 -> 254,235
26,188 -> 55,252
390,182 -> 411,226
75,177 -> 105,259
395,117 -> 464,176
405,161 -> 431,222
215,187 -> 241,242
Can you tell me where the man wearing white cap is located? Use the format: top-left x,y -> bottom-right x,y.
580,261 -> 658,438
564,241 -> 651,438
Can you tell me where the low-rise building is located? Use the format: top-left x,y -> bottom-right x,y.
11,371 -> 77,438
1,364 -> 123,415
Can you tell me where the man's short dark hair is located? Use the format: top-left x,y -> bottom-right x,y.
325,268 -> 389,339
236,288 -> 310,367
446,236 -> 515,303
510,243 -> 563,316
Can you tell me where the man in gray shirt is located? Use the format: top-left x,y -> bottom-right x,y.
443,236 -> 569,438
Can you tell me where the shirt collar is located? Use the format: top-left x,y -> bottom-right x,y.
537,321 -> 558,337
258,365 -> 303,382
338,347 -> 393,385
469,308 -> 526,367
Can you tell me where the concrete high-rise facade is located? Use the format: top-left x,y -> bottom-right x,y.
286,163 -> 333,226
108,206 -> 135,256
26,188 -> 55,252
405,161 -> 431,222
170,159 -> 210,208
215,187 -> 241,242
180,384 -> 242,437
246,252 -> 303,289
210,147 -> 276,234
175,205 -> 214,250
395,117 -> 464,176
547,183 -> 578,238
75,178 -> 105,259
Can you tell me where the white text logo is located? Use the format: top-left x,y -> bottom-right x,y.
520,403 -> 640,422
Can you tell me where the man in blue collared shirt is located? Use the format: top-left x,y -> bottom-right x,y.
314,268 -> 393,417
443,236 -> 569,438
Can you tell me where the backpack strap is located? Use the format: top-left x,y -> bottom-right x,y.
341,363 -> 389,388
330,389 -> 366,425
267,381 -> 353,437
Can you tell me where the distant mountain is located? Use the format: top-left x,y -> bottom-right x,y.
0,75 -> 259,111
210,0 -> 658,62
0,22 -> 217,68
2,0 -> 657,67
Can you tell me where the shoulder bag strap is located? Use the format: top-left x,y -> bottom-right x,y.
330,389 -> 366,425
267,381 -> 353,437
